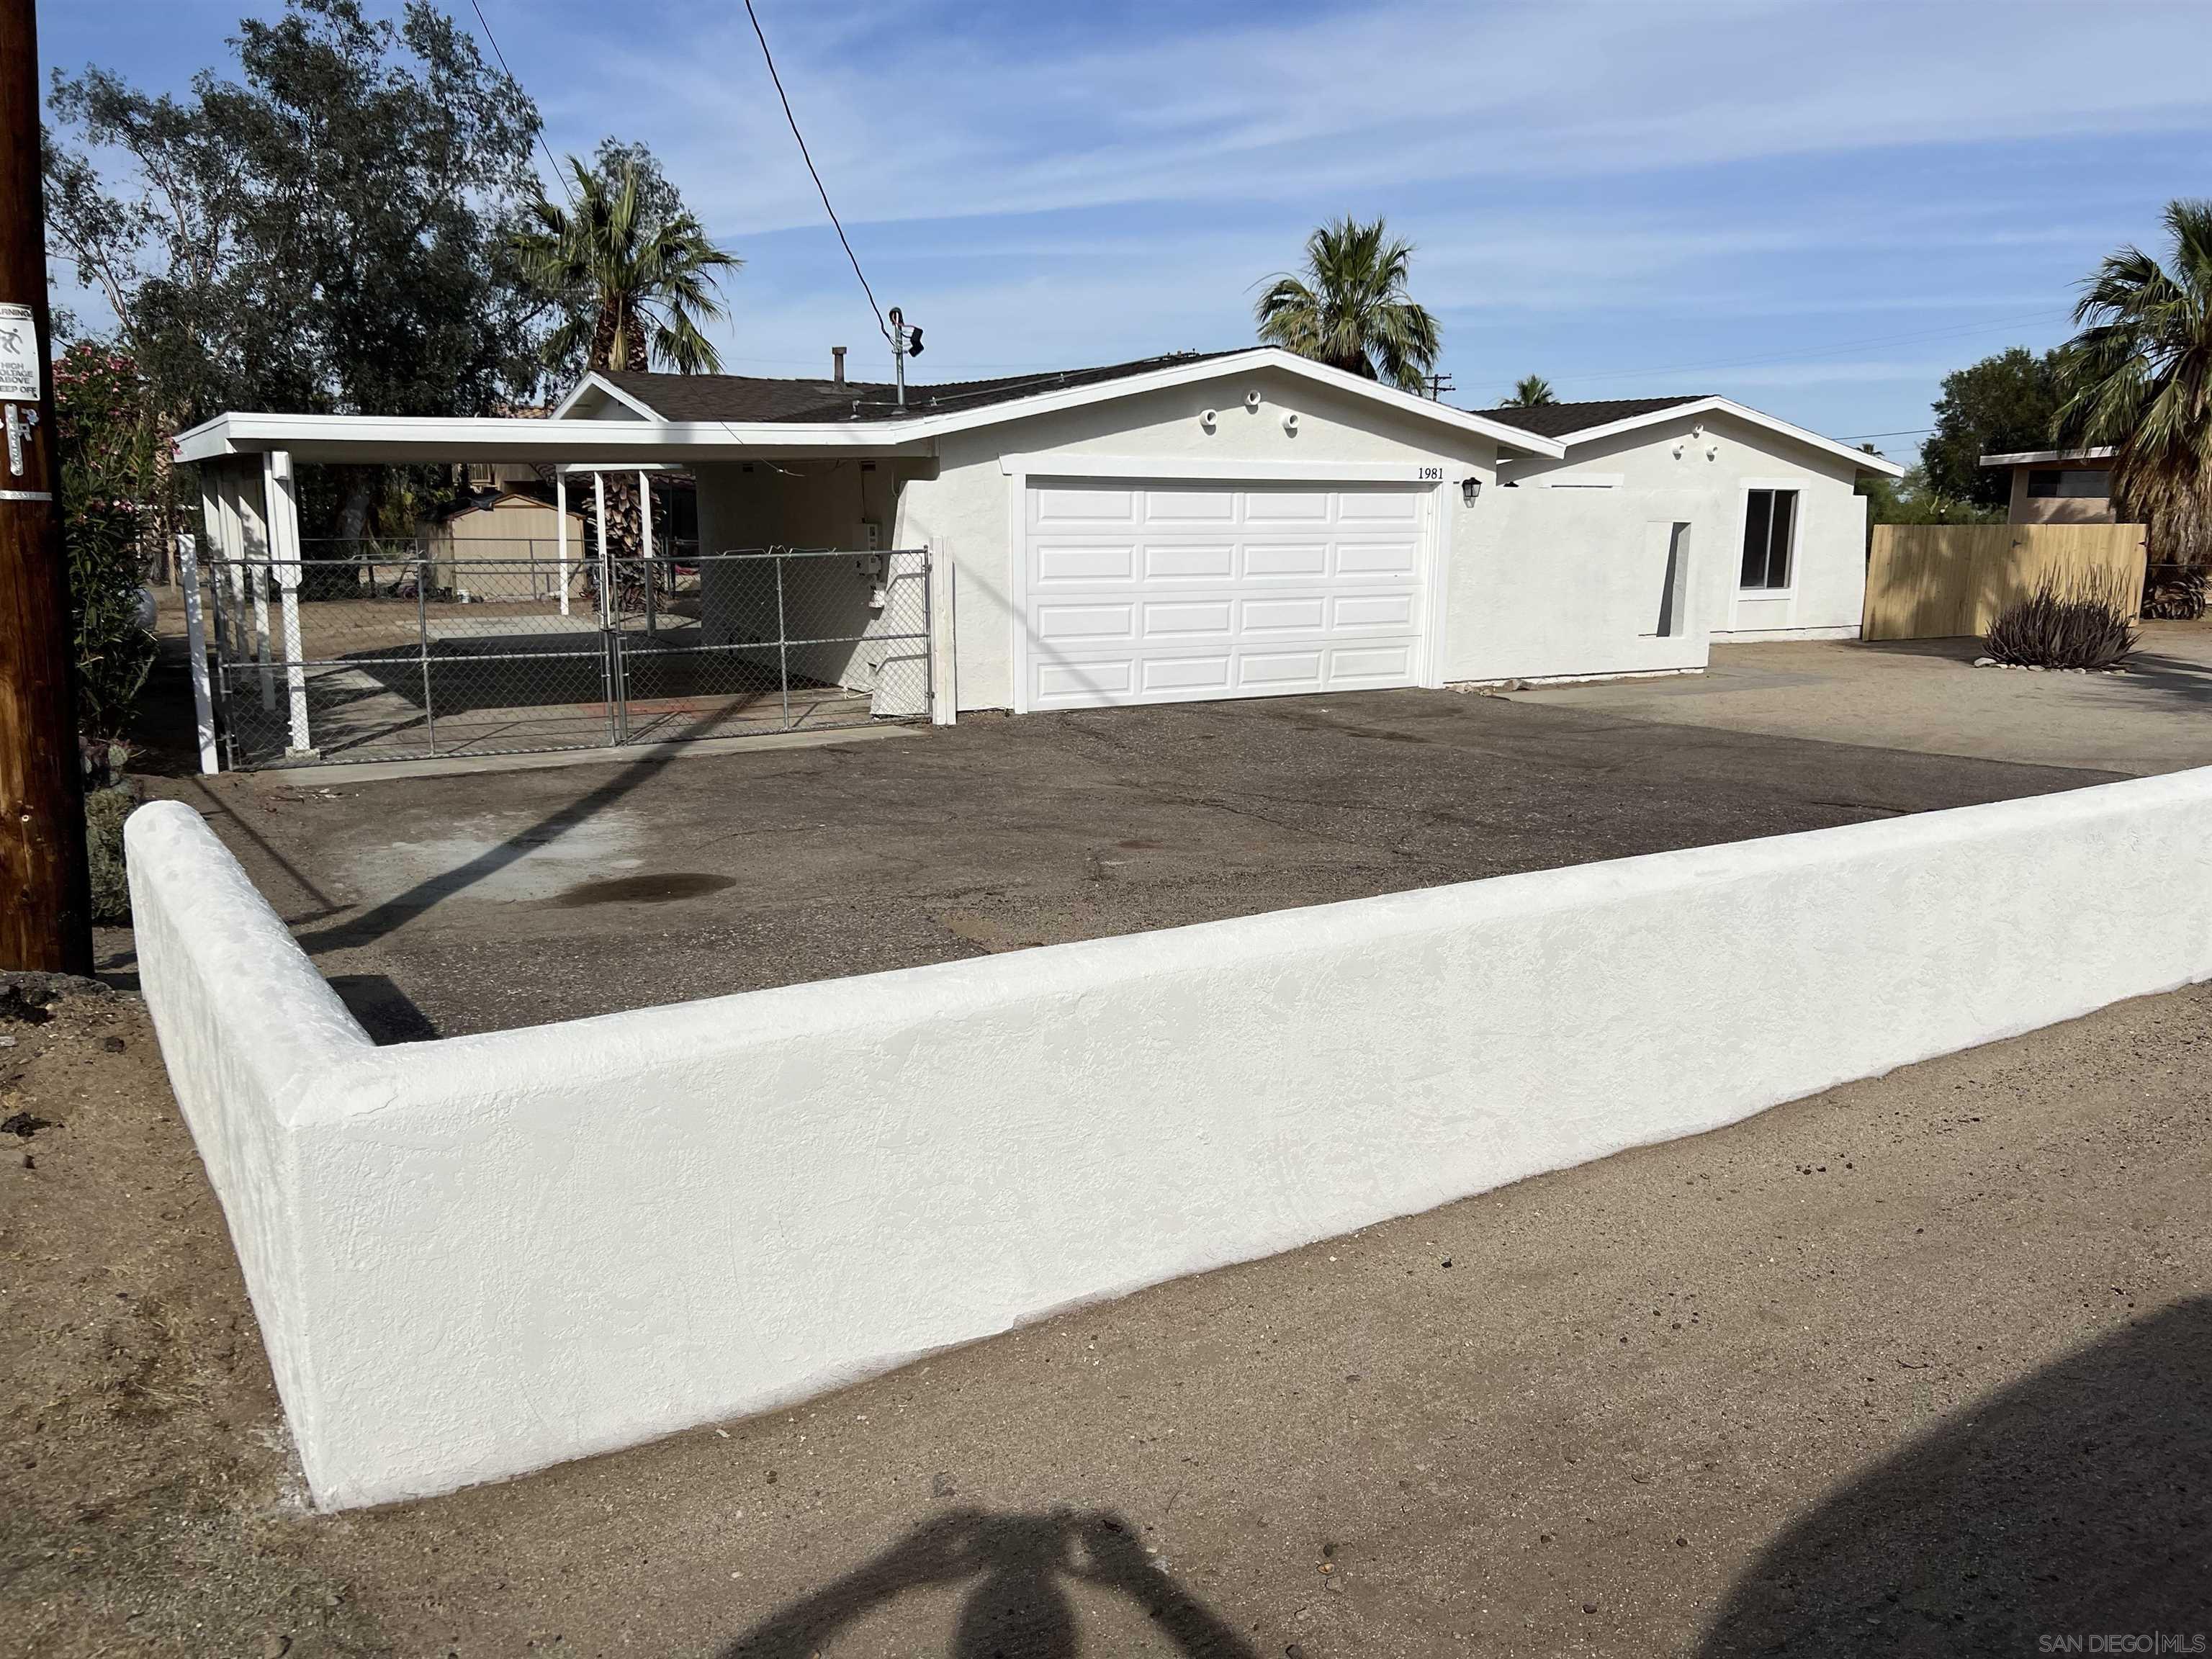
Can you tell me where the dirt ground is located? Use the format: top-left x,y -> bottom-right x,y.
5,972 -> 2207,1657
1506,622 -> 2212,777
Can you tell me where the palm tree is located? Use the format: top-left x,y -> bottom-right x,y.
512,152 -> 742,376
2056,198 -> 2212,562
1506,375 -> 1557,407
1254,216 -> 1440,393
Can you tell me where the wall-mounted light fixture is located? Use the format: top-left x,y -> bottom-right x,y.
1461,477 -> 1482,506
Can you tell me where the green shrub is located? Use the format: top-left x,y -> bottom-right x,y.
84,782 -> 139,924
1984,577 -> 2139,670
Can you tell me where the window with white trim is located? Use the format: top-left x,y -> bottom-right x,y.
1739,488 -> 1797,590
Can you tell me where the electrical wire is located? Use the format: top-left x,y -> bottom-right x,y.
464,0 -> 576,207
742,0 -> 890,343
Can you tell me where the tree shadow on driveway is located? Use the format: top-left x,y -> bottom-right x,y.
1696,1298 -> 2212,1655
721,1507 -> 1257,1659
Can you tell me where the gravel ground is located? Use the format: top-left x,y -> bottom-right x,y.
5,977 -> 2208,1657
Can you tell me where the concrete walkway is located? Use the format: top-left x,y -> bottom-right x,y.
1504,620 -> 2212,776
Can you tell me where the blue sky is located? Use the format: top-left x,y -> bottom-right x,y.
42,0 -> 2212,463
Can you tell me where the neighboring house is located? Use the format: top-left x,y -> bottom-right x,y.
178,347 -> 1903,726
1477,396 -> 1904,653
1976,447 -> 2120,526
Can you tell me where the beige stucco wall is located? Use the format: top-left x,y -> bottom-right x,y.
1503,410 -> 1872,641
2005,462 -> 2118,526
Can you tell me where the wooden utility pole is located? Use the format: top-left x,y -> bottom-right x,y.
0,0 -> 91,974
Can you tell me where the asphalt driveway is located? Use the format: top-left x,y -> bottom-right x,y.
120,682 -> 2116,1038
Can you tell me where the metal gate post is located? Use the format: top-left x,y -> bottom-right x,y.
921,545 -> 935,723
417,555 -> 438,755
773,549 -> 792,730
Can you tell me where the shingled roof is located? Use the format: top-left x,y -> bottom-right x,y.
1470,396 -> 1707,439
595,350 -> 1249,425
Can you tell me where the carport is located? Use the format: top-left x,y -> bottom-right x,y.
171,410 -> 945,772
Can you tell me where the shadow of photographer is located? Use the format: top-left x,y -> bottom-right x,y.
721,1506 -> 1257,1659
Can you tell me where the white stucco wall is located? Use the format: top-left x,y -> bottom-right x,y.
1441,485 -> 1713,683
128,770 -> 2212,1510
1504,410 -> 1873,641
886,365 -> 1499,711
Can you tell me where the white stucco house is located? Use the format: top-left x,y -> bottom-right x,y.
174,347 -> 1902,752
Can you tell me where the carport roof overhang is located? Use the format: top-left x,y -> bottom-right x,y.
171,349 -> 1568,467
169,413 -> 940,467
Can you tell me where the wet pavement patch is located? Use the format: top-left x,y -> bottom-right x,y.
547,872 -> 736,907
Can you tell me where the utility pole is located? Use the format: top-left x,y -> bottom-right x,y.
0,0 -> 91,974
1422,372 -> 1456,403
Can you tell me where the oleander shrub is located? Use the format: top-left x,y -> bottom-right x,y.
1983,576 -> 2139,670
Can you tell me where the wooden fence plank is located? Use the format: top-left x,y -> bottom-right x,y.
1863,523 -> 2149,641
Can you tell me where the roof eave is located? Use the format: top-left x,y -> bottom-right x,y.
1978,446 -> 2116,467
1539,396 -> 1905,477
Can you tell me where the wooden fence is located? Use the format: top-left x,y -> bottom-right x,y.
1862,523 -> 2149,642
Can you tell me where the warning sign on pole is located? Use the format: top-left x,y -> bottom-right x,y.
0,302 -> 37,402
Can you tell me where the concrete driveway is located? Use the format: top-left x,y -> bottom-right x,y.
122,686 -> 2111,1039
1503,620 -> 2212,776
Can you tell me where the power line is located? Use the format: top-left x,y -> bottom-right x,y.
742,0 -> 889,343
464,0 -> 575,207
1841,426 -> 1935,440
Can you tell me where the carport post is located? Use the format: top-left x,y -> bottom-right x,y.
554,472 -> 570,616
592,470 -> 609,626
234,464 -> 276,712
637,468 -> 657,634
264,450 -> 313,755
176,531 -> 218,775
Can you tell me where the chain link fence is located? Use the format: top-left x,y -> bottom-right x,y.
197,541 -> 931,768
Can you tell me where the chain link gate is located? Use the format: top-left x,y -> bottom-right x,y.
196,541 -> 931,769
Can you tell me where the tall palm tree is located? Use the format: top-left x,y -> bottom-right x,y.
2056,198 -> 2212,562
1507,375 -> 1557,407
512,153 -> 742,375
1254,216 -> 1440,393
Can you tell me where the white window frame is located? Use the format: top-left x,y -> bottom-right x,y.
1736,479 -> 1806,595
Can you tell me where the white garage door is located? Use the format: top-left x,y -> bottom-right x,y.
1022,480 -> 1431,710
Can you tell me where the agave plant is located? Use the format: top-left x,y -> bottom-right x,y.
1983,576 -> 2139,670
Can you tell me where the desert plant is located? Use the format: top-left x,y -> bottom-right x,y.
2141,562 -> 2209,619
84,781 -> 140,924
1983,577 -> 2139,670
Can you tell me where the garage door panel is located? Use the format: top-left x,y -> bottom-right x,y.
1034,601 -> 1136,641
1141,490 -> 1236,523
1241,595 -> 1328,634
1141,656 -> 1233,693
1244,492 -> 1332,522
1336,490 -> 1423,523
1237,650 -> 1327,689
1143,541 -> 1235,580
1328,644 -> 1416,684
1033,487 -> 1138,524
1330,592 -> 1416,630
1142,600 -> 1233,637
1033,542 -> 1136,584
1036,659 -> 1135,703
1335,539 -> 1419,575
1244,541 -> 1330,578
1024,482 -> 1428,711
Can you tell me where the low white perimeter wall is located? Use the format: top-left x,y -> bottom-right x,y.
127,775 -> 2212,1509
